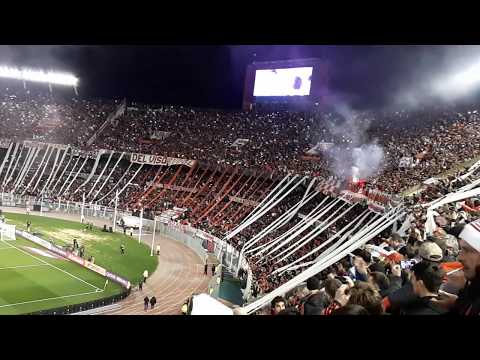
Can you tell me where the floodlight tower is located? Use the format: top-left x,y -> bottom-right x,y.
0,66 -> 79,95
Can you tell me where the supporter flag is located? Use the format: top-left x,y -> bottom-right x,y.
441,261 -> 463,274
316,177 -> 341,196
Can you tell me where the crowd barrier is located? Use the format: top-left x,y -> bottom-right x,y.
28,289 -> 131,315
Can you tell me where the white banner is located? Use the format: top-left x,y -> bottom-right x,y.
71,148 -> 99,159
23,140 -> 48,149
227,196 -> 259,207
130,153 -> 196,167
230,138 -> 250,148
340,190 -> 368,204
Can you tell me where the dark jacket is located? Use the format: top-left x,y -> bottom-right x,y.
386,275 -> 403,296
400,296 -> 447,315
348,267 -> 369,282
450,277 -> 480,316
384,282 -> 417,315
301,291 -> 329,315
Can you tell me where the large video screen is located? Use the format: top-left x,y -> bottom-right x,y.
253,67 -> 313,97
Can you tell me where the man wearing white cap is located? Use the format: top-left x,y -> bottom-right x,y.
449,219 -> 480,315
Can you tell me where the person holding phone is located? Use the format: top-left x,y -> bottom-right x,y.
382,242 -> 444,314
399,261 -> 447,315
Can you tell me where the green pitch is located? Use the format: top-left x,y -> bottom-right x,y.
0,213 -> 158,315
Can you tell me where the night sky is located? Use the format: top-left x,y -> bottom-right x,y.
1,45 -> 480,110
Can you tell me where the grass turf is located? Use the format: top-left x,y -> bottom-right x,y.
0,236 -> 123,315
0,213 -> 158,314
4,212 -> 158,286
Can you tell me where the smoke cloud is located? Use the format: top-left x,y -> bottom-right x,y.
315,98 -> 385,181
0,46 -> 72,69
388,45 -> 480,110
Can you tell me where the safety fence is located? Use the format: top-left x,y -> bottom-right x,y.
28,288 -> 131,315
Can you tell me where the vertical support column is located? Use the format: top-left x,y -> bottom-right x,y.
150,217 -> 157,256
113,190 -> 119,232
81,193 -> 85,223
138,207 -> 144,243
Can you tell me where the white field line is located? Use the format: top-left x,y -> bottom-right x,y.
0,240 -> 102,291
0,264 -> 49,271
0,289 -> 103,309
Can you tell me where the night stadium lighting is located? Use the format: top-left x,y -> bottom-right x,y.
432,59 -> 480,99
0,66 -> 78,87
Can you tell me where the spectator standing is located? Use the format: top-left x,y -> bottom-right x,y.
150,296 -> 157,309
348,250 -> 371,282
323,278 -> 342,315
446,221 -> 480,315
399,261 -> 447,315
143,269 -> 149,284
300,276 -> 329,315
271,296 -> 286,315
383,242 -> 444,314
347,282 -> 384,315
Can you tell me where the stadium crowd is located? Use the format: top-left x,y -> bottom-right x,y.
243,161 -> 480,315
1,94 -> 480,195
1,92 -> 480,315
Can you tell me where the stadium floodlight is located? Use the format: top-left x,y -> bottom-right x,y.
432,59 -> 480,99
0,66 -> 78,87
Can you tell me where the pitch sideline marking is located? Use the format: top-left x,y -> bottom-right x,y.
0,264 -> 49,271
0,239 -> 102,291
0,289 -> 103,309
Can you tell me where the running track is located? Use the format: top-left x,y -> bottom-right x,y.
1,207 -> 211,315
104,237 -> 211,315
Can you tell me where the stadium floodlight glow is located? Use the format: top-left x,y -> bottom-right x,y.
0,66 -> 78,87
432,59 -> 480,99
